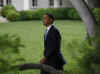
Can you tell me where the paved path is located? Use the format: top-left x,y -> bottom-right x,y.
0,16 -> 8,23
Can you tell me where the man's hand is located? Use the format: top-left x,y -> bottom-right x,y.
40,57 -> 46,64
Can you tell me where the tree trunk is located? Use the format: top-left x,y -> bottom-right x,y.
70,0 -> 98,46
69,0 -> 100,73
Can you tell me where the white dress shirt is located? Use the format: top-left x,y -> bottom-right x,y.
44,25 -> 53,40
46,24 -> 53,33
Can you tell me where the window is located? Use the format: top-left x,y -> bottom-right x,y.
7,0 -> 11,5
0,0 -> 3,6
49,0 -> 54,7
32,0 -> 37,8
59,0 -> 63,6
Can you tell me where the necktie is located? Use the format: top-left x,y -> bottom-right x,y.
44,29 -> 48,40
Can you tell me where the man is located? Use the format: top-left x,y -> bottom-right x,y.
40,13 -> 66,74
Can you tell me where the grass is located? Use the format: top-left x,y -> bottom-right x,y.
0,20 -> 86,74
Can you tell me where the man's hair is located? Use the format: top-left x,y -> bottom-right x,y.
45,13 -> 55,24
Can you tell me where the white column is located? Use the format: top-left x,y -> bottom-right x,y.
13,0 -> 30,11
54,0 -> 59,8
3,0 -> 7,6
11,0 -> 17,9
23,0 -> 30,10
11,0 -> 24,11
16,0 -> 24,11
29,0 -> 32,9
38,0 -> 49,8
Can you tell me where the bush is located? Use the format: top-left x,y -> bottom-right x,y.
19,8 -> 80,21
0,34 -> 24,73
93,8 -> 100,23
6,10 -> 20,21
1,7 -> 82,21
20,10 -> 34,20
32,10 -> 41,20
67,8 -> 81,20
65,39 -> 100,74
2,7 -> 100,22
1,5 -> 16,17
54,8 -> 68,19
36,8 -> 69,20
0,5 -> 20,21
34,8 -> 48,20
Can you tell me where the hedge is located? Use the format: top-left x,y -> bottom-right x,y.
1,5 -> 16,17
1,5 -> 100,22
19,8 -> 70,20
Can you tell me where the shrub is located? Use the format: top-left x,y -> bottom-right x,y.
52,8 -> 68,19
34,8 -> 69,20
0,34 -> 24,73
34,8 -> 47,20
67,8 -> 81,20
1,5 -> 16,17
19,8 -> 69,21
6,10 -> 20,21
20,10 -> 34,20
1,7 -> 82,21
65,38 -> 100,74
19,8 -> 80,21
32,10 -> 41,20
93,8 -> 100,23
40,8 -> 68,19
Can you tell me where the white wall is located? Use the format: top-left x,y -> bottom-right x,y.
12,0 -> 24,11
23,0 -> 30,10
37,0 -> 49,8
11,0 -> 73,11
62,0 -> 73,8
29,0 -> 33,9
11,0 -> 17,9
54,0 -> 59,8
3,0 -> 7,6
12,0 -> 30,11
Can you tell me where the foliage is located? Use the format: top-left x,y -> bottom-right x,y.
67,8 -> 81,20
19,8 -> 80,21
20,10 -> 34,20
65,38 -> 100,74
93,8 -> 100,23
1,5 -> 100,22
0,20 -> 85,74
0,34 -> 25,73
1,6 -> 81,21
6,10 -> 20,21
1,5 -> 16,17
19,8 -> 68,20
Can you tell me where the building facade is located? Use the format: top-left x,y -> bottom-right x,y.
0,0 -> 73,11
0,0 -> 98,11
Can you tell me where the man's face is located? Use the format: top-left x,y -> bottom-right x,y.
42,15 -> 52,27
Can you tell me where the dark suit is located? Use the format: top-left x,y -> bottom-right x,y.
41,25 -> 66,74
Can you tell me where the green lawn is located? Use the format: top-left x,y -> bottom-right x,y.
0,20 -> 86,74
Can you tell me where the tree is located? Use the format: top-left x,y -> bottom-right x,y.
69,0 -> 100,74
70,0 -> 99,47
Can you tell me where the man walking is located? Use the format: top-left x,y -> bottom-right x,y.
40,13 -> 66,74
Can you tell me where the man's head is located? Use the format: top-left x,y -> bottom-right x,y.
42,13 -> 54,27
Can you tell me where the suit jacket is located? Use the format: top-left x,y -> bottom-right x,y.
44,25 -> 66,70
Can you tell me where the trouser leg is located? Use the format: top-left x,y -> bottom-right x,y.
40,68 -> 50,74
